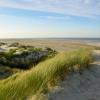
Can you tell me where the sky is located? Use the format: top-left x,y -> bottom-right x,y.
0,0 -> 100,38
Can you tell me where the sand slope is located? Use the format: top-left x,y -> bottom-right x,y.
49,50 -> 100,100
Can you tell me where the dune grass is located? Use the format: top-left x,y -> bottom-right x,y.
0,48 -> 93,100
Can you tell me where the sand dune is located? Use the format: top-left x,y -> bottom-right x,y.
48,50 -> 100,100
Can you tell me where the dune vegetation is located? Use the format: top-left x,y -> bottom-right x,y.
0,42 -> 57,69
0,48 -> 93,100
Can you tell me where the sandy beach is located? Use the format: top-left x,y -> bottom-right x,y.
48,50 -> 100,100
0,1 -> 100,99
0,39 -> 100,100
0,39 -> 99,52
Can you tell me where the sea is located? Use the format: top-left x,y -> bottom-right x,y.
0,38 -> 100,46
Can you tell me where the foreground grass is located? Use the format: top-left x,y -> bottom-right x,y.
0,48 -> 93,100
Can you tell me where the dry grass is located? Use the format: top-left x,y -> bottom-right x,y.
0,48 -> 93,100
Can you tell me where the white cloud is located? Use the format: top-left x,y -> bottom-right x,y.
39,15 -> 71,20
0,0 -> 100,17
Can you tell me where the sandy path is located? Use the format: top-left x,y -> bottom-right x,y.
48,50 -> 100,100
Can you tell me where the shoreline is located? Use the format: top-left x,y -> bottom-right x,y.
0,39 -> 100,52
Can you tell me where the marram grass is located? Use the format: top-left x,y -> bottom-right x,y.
0,48 -> 93,100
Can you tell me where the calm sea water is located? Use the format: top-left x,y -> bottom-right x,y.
0,38 -> 100,44
55,38 -> 100,43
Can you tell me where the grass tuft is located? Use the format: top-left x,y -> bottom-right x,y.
0,48 -> 93,100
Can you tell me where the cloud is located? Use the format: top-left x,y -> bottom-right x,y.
39,15 -> 71,20
0,0 -> 100,18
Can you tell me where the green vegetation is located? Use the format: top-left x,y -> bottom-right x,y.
0,66 -> 20,80
0,48 -> 93,100
0,42 -> 6,46
0,44 -> 57,69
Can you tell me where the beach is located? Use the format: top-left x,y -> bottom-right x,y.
0,38 -> 100,52
0,38 -> 100,100
48,50 -> 100,100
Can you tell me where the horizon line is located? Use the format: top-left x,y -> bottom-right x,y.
0,37 -> 100,39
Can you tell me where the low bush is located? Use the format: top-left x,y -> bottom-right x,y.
0,47 -> 57,69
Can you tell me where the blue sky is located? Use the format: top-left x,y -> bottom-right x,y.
0,0 -> 100,38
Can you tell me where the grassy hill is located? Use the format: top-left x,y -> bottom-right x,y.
0,48 -> 93,100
